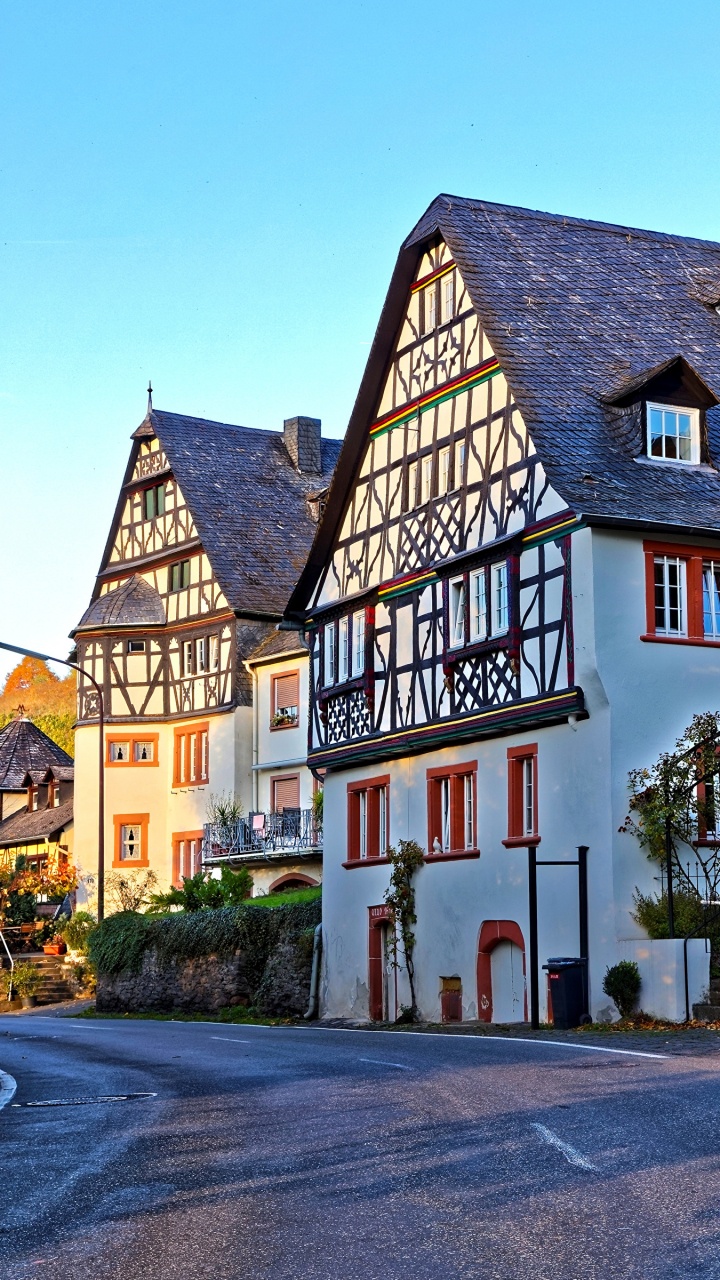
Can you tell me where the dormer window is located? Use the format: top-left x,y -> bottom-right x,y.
648,403 -> 700,464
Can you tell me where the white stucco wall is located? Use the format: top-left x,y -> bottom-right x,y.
318,524 -> 720,1025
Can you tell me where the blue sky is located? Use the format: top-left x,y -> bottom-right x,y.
2,0 -> 720,684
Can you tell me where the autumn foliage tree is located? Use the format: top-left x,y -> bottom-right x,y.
0,657 -> 76,756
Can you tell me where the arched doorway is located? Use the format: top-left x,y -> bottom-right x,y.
477,920 -> 528,1023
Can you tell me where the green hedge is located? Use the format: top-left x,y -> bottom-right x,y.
89,896 -> 322,990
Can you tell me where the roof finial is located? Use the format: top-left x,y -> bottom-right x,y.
147,381 -> 153,413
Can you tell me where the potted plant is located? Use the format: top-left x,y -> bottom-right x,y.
43,935 -> 67,956
0,968 -> 22,1008
5,962 -> 42,1008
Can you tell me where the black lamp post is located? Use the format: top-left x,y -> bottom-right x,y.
0,640 -> 105,922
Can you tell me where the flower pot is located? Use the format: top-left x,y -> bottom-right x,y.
21,996 -> 37,1009
43,943 -> 66,956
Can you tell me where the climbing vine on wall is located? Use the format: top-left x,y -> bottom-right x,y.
383,839 -> 425,1021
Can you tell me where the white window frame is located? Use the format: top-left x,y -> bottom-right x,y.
338,617 -> 350,684
378,786 -> 387,855
441,777 -> 451,851
109,741 -> 130,763
196,636 -> 208,673
523,757 -> 534,837
182,640 -> 194,676
449,577 -> 466,649
421,455 -> 433,504
133,740 -> 154,764
453,439 -> 465,491
442,271 -> 455,324
406,459 -> 418,510
359,790 -> 368,859
703,561 -> 720,639
127,639 -> 146,654
120,824 -> 141,861
647,402 -> 700,465
424,283 -> 437,332
464,774 -> 474,850
209,635 -> 220,670
323,623 -> 336,687
469,569 -> 488,642
654,555 -> 686,636
438,447 -> 450,495
352,610 -> 365,677
490,562 -> 509,636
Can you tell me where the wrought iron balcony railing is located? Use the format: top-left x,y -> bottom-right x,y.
203,809 -> 321,864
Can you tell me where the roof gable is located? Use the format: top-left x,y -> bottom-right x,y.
287,195 -> 720,616
84,411 -> 342,623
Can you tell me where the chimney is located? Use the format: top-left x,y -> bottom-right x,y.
284,416 -> 322,474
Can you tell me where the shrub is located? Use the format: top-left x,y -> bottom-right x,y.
55,911 -> 97,954
89,896 -> 323,999
602,960 -> 641,1018
147,866 -> 253,913
3,961 -> 43,998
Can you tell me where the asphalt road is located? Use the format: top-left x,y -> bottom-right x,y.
2,1018 -> 720,1279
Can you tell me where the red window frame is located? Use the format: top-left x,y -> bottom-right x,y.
345,775 -> 390,864
426,761 -> 479,860
503,744 -> 539,847
643,540 -> 720,646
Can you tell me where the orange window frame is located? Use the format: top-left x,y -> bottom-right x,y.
503,744 -> 539,847
643,540 -> 720,645
426,761 -> 478,857
173,722 -> 209,787
113,813 -> 149,868
347,775 -> 390,861
171,830 -> 204,887
106,734 -> 159,767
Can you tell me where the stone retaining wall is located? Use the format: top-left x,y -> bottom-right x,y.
96,934 -> 314,1016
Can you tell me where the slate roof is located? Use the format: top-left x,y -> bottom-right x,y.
246,629 -> 308,665
0,799 -> 73,848
287,195 -> 720,615
86,411 -> 342,622
408,196 -> 720,530
76,575 -> 166,632
0,720 -> 74,792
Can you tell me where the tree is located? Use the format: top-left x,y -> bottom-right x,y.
147,865 -> 252,913
0,657 -> 76,756
621,711 -> 720,917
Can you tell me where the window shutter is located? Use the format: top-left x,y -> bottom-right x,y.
273,775 -> 300,812
275,672 -> 299,711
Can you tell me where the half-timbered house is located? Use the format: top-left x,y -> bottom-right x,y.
72,407 -> 339,900
286,195 -> 720,1024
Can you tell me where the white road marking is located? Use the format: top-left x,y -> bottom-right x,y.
531,1123 -> 597,1170
211,1036 -> 252,1044
292,1028 -> 670,1060
359,1058 -> 412,1070
0,1068 -> 17,1110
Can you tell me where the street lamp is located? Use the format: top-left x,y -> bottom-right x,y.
0,640 -> 105,922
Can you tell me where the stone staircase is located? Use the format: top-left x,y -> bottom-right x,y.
19,953 -> 76,1006
693,974 -> 720,1022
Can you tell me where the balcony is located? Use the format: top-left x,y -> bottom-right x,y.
203,809 -> 321,865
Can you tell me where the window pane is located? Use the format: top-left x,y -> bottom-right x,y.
442,273 -> 454,323
470,570 -> 487,641
156,483 -> 166,515
134,741 -> 154,763
379,787 -> 387,854
441,778 -> 450,850
454,440 -> 465,489
425,284 -> 437,332
524,758 -> 534,835
654,556 -> 685,634
450,580 -> 465,648
492,562 -> 509,634
339,617 -> 349,683
703,562 -> 720,638
353,611 -> 365,676
439,448 -> 450,495
210,635 -> 220,669
144,488 -> 155,520
464,774 -> 473,849
359,791 -> 367,858
324,624 -> 335,686
422,455 -> 433,503
406,460 -> 418,509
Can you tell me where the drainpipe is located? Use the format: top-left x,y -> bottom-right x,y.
244,659 -> 259,814
304,924 -> 323,1020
